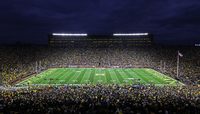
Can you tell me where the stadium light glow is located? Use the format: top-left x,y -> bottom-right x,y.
195,44 -> 200,46
113,33 -> 149,36
52,33 -> 88,36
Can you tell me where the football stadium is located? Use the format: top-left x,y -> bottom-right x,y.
1,0 -> 200,113
15,33 -> 181,86
0,33 -> 199,113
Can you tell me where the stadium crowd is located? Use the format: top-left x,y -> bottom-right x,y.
0,85 -> 199,113
0,45 -> 199,113
0,46 -> 199,85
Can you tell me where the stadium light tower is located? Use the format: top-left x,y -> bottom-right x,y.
52,33 -> 88,36
113,33 -> 149,36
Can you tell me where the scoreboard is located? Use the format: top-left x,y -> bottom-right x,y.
48,33 -> 153,47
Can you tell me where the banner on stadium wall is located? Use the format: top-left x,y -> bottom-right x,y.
68,65 -> 78,68
112,66 -> 120,68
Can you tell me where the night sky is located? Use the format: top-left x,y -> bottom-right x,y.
1,0 -> 200,45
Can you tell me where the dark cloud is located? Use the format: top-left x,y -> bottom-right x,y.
0,0 -> 200,45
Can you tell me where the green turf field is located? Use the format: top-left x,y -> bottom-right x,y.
16,68 -> 184,86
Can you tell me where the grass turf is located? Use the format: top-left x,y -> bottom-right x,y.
16,68 -> 184,86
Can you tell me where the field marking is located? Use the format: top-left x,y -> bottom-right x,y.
16,83 -> 181,87
105,69 -> 112,84
95,74 -> 105,76
142,70 -> 165,84
118,69 -> 132,84
18,69 -> 56,84
113,70 -> 124,83
146,69 -> 185,85
94,69 -> 101,83
56,69 -> 70,84
124,69 -> 146,84
22,69 -> 59,84
62,70 -> 76,84
89,69 -> 95,83
38,69 -> 64,84
109,70 -> 120,84
16,68 -> 184,86
130,69 -> 150,84
80,69 -> 92,84
76,69 -> 87,84
68,69 -> 84,84
102,70 -> 107,84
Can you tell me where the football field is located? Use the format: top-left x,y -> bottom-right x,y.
16,68 -> 184,86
